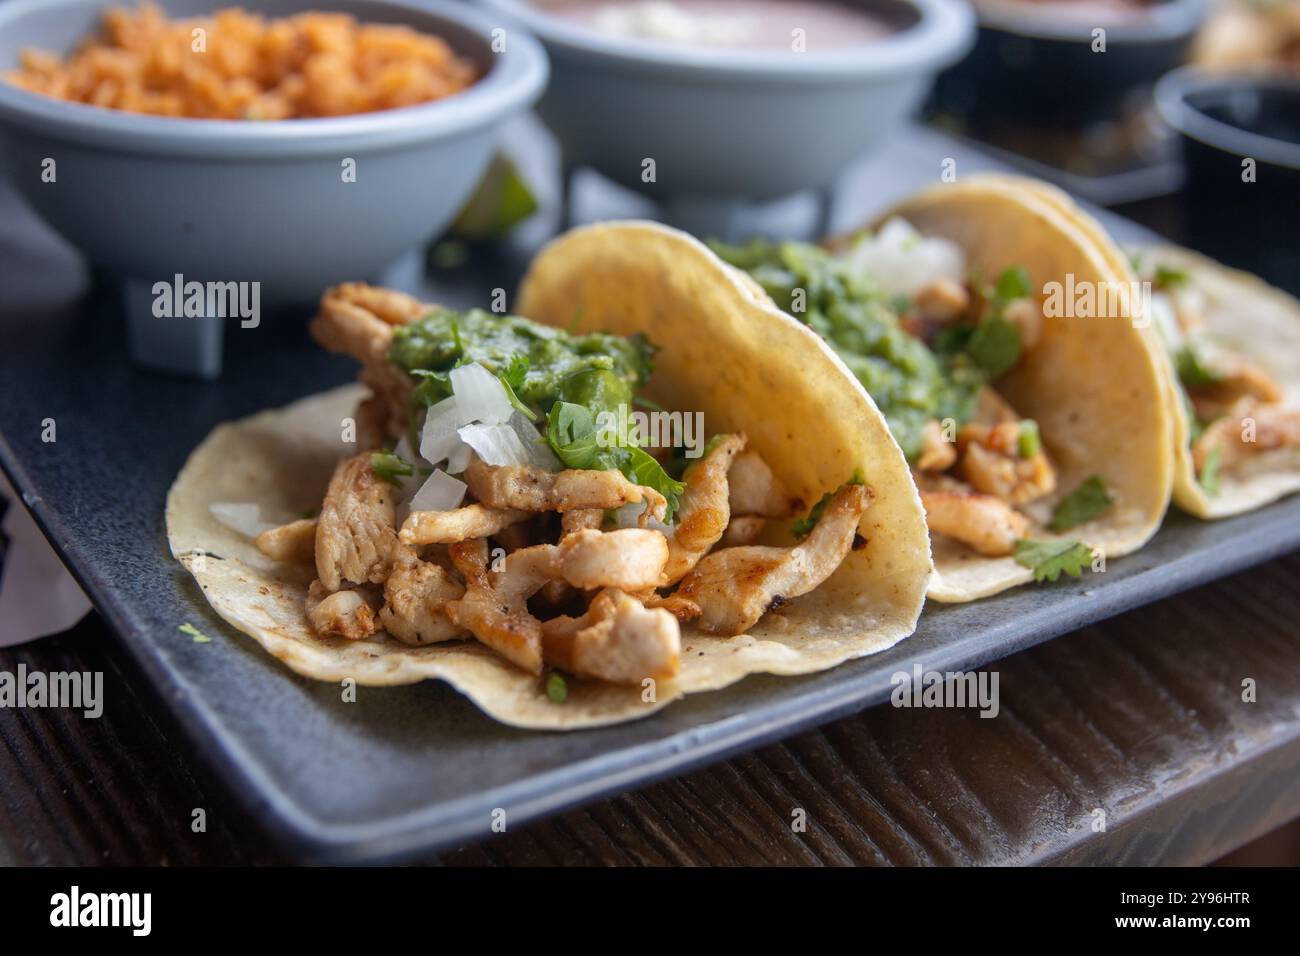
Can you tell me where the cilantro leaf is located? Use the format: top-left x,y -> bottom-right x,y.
371,451 -> 414,485
1017,419 -> 1041,459
1154,264 -> 1189,290
545,672 -> 567,703
1014,538 -> 1095,583
967,314 -> 1021,379
792,471 -> 865,538
1048,475 -> 1114,531
993,265 -> 1032,304
179,623 -> 212,644
1174,344 -> 1222,391
1199,445 -> 1222,495
545,402 -> 684,520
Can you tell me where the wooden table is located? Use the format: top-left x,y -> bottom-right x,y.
3,549 -> 1297,866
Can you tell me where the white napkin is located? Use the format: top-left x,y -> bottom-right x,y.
0,472 -> 91,647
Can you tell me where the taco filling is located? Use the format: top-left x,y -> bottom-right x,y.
1140,258 -> 1300,497
243,283 -> 869,687
715,219 -> 1117,567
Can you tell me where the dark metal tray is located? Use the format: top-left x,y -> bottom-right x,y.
3,127 -> 1297,863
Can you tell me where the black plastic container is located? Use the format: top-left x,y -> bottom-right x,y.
1156,68 -> 1300,296
932,0 -> 1208,128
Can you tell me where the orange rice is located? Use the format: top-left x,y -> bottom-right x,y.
4,4 -> 479,119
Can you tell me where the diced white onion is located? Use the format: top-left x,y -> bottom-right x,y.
419,395 -> 462,465
508,410 -> 562,471
445,441 -> 473,475
449,362 -> 512,425
844,216 -> 966,299
209,502 -> 274,538
458,422 -> 530,468
407,469 -> 466,514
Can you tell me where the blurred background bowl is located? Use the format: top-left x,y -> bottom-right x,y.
479,0 -> 973,213
0,0 -> 548,304
1155,66 -> 1300,294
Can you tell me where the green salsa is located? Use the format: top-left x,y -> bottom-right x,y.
712,239 -> 990,462
388,307 -> 685,518
390,307 -> 654,420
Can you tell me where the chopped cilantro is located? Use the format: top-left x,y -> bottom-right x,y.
1154,264 -> 1189,290
1014,538 -> 1095,583
1048,475 -> 1114,531
1017,419 -> 1041,459
371,451 -> 414,486
545,401 -> 684,521
1199,446 -> 1222,495
792,471 -> 865,537
992,265 -> 1032,305
545,672 -> 568,703
1174,344 -> 1222,391
179,623 -> 211,644
967,314 -> 1021,379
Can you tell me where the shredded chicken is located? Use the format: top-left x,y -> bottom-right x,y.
558,528 -> 668,591
728,449 -> 797,517
464,456 -> 667,519
445,539 -> 559,674
720,515 -> 766,547
661,433 -> 746,585
1003,298 -> 1042,351
918,485 -> 1030,556
956,422 -> 1056,505
378,545 -> 466,646
541,589 -> 680,684
641,591 -> 702,623
915,419 -> 957,472
561,508 -> 606,535
315,453 -> 400,592
1193,399 -> 1300,472
677,484 -> 870,635
913,277 -> 970,322
255,518 -> 317,564
306,580 -> 380,640
400,504 -> 530,545
1188,359 -> 1286,422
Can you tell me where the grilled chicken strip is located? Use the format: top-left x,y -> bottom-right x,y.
918,486 -> 1030,556
661,433 -> 746,585
956,422 -> 1056,506
727,448 -> 798,517
1188,359 -> 1286,423
464,456 -> 667,519
378,545 -> 466,646
1192,399 -> 1300,472
558,529 -> 668,591
445,539 -> 559,674
541,589 -> 681,684
255,518 -> 317,564
316,453 -> 401,592
915,419 -> 957,473
306,580 -> 380,640
677,483 -> 871,635
720,514 -> 766,547
561,508 -> 605,535
400,504 -> 531,545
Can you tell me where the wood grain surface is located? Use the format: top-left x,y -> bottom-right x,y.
3,551 -> 1297,866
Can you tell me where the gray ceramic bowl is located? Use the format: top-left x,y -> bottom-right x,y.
478,0 -> 972,204
0,0 -> 548,304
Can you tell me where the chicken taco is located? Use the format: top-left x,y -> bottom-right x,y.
166,221 -> 931,729
991,175 -> 1300,518
1134,246 -> 1300,517
712,176 -> 1174,602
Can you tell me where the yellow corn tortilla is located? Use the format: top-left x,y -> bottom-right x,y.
857,176 -> 1175,601
166,221 -> 932,730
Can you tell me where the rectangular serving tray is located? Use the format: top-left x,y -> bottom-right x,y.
3,127 -> 1296,863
